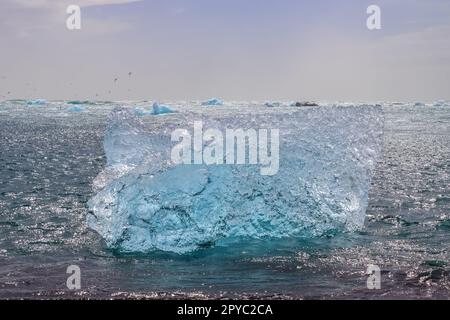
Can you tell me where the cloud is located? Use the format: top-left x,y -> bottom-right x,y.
377,25 -> 450,65
1,0 -> 139,38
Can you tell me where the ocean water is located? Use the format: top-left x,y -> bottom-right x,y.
0,100 -> 449,299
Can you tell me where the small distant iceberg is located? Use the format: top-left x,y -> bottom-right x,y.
264,101 -> 319,108
264,101 -> 283,108
152,102 -> 173,115
433,100 -> 447,107
134,102 -> 174,116
202,98 -> 223,106
68,105 -> 85,112
292,101 -> 319,107
27,99 -> 47,106
68,100 -> 90,105
414,102 -> 426,107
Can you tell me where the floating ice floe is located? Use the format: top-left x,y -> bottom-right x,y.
87,104 -> 384,254
202,98 -> 223,106
27,99 -> 47,106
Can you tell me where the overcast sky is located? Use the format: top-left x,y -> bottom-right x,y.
1,0 -> 449,101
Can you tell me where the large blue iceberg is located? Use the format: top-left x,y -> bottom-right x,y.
87,104 -> 384,254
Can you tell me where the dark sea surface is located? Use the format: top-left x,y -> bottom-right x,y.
0,101 -> 449,299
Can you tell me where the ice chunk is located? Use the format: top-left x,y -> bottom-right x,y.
27,99 -> 47,106
202,98 -> 223,106
152,102 -> 173,115
414,102 -> 426,107
88,105 -> 384,254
